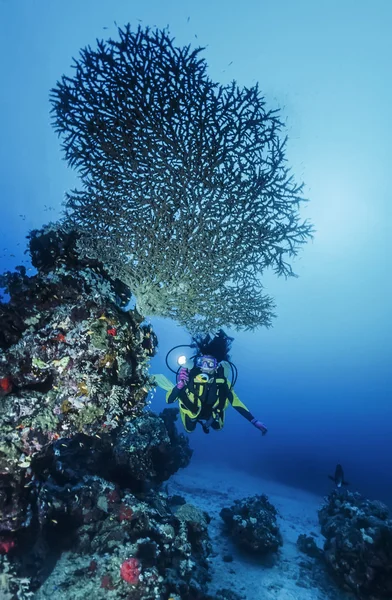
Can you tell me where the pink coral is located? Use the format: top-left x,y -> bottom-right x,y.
120,557 -> 141,584
0,539 -> 15,553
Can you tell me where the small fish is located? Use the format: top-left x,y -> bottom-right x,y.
328,463 -> 349,488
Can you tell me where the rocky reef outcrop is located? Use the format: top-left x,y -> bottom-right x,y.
220,494 -> 282,556
0,225 -> 213,599
32,484 -> 211,600
0,224 -> 159,536
318,489 -> 392,599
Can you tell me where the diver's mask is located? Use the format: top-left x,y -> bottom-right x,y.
195,355 -> 218,374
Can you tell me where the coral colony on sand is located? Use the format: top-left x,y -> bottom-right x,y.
1,23 -> 391,600
220,495 -> 283,555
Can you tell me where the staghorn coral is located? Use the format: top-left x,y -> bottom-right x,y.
51,25 -> 313,333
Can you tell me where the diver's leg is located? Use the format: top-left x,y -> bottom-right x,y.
180,412 -> 197,433
211,412 -> 225,430
198,413 -> 223,433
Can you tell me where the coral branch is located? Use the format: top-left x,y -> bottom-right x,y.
51,25 -> 313,332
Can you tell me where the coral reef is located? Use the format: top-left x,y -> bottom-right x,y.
0,224 -> 154,536
33,486 -> 212,599
318,489 -> 392,599
0,556 -> 33,599
220,494 -> 282,555
50,24 -> 313,334
0,225 -> 207,598
113,409 -> 192,485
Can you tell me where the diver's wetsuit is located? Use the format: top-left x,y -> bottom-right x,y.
166,365 -> 254,432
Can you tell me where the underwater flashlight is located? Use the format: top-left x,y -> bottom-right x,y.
165,345 -> 194,374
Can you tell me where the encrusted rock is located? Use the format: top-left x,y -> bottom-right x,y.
318,489 -> 392,598
220,494 -> 282,555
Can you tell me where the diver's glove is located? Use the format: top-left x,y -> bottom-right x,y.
176,367 -> 189,389
251,418 -> 268,435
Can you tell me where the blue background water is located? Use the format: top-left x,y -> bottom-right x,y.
1,0 -> 391,504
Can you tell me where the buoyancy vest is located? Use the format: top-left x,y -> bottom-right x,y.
178,366 -> 229,418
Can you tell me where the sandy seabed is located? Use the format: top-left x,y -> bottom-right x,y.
170,462 -> 352,600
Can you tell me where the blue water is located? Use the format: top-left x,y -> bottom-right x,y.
1,0 -> 391,512
150,316 -> 392,506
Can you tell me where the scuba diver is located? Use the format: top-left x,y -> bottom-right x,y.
154,330 -> 268,435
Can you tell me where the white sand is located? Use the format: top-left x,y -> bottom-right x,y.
170,461 -> 350,600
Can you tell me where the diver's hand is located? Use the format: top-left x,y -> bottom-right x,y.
251,418 -> 268,435
176,367 -> 189,389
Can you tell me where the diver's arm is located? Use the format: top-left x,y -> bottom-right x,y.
166,368 -> 189,404
166,386 -> 181,404
228,389 -> 254,421
228,388 -> 268,434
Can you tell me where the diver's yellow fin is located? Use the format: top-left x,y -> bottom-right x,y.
151,374 -> 175,392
